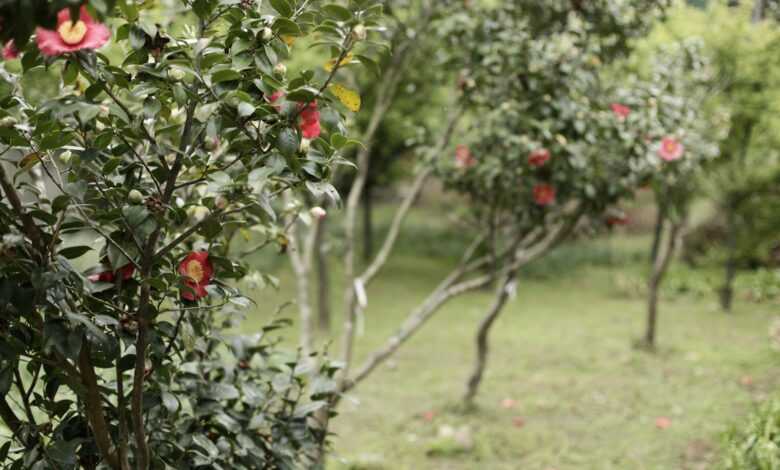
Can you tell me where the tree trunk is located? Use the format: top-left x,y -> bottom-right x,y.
719,206 -> 738,312
314,215 -> 331,333
362,180 -> 373,263
463,270 -> 518,406
649,204 -> 665,264
752,0 -> 767,22
644,221 -> 681,349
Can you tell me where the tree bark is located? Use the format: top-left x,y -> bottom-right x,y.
644,221 -> 681,349
362,179 -> 373,263
752,0 -> 767,22
649,203 -> 665,264
720,205 -> 738,312
314,215 -> 331,333
463,270 -> 517,406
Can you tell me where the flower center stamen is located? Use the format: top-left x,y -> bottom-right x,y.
58,20 -> 88,45
186,261 -> 204,283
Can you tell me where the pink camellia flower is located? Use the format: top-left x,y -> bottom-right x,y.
2,41 -> 19,60
533,184 -> 556,206
610,103 -> 631,120
454,144 -> 476,169
310,206 -> 327,220
655,417 -> 672,429
528,148 -> 551,168
658,136 -> 684,162
36,6 -> 110,57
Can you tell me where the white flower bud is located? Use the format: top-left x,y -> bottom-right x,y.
187,205 -> 210,223
310,206 -> 327,220
59,150 -> 72,164
165,154 -> 177,166
168,68 -> 186,81
352,24 -> 367,41
300,138 -> 311,153
262,27 -> 274,41
215,195 -> 228,210
128,189 -> 144,205
273,62 -> 287,77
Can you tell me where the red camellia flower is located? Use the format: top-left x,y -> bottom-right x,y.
528,148 -> 551,168
658,136 -> 684,162
299,101 -> 321,139
2,41 -> 19,60
36,6 -> 111,57
454,144 -> 476,169
88,264 -> 135,283
268,91 -> 321,139
178,251 -> 214,301
610,103 -> 631,120
533,184 -> 556,206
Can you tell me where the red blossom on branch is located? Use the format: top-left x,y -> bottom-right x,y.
533,184 -> 556,206
178,251 -> 214,301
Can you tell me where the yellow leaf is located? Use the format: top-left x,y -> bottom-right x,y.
329,84 -> 361,112
324,52 -> 354,72
281,35 -> 296,46
17,153 -> 41,172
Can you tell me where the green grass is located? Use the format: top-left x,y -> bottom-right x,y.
237,212 -> 780,470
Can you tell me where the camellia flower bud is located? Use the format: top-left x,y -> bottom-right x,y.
273,62 -> 287,78
352,24 -> 367,41
165,154 -> 177,166
310,206 -> 327,220
128,189 -> 144,205
215,195 -> 228,210
262,27 -> 274,41
204,137 -> 219,151
168,68 -> 186,81
59,150 -> 72,163
187,205 -> 210,223
300,138 -> 311,153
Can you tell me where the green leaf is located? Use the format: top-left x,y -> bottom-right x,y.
277,127 -> 299,158
268,0 -> 293,17
210,69 -> 242,84
59,246 -> 93,259
272,18 -> 301,36
322,4 -> 352,21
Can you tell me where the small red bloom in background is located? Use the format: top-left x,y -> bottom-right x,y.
2,41 -> 19,60
88,264 -> 135,283
511,416 -> 525,428
528,148 -> 551,168
178,251 -> 214,301
739,375 -> 754,387
655,417 -> 672,429
610,103 -> 631,120
299,101 -> 321,139
606,209 -> 629,227
455,144 -> 476,169
36,6 -> 111,57
658,136 -> 684,162
533,184 -> 556,206
500,398 -> 517,409
420,410 -> 436,422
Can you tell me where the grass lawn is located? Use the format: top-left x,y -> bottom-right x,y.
238,210 -> 780,470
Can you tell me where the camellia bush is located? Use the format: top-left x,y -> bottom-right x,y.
0,0 -> 382,468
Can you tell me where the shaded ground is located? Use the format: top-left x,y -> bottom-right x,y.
240,216 -> 780,470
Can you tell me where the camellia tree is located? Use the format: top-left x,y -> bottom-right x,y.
0,0 -> 382,468
434,1 -> 717,402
